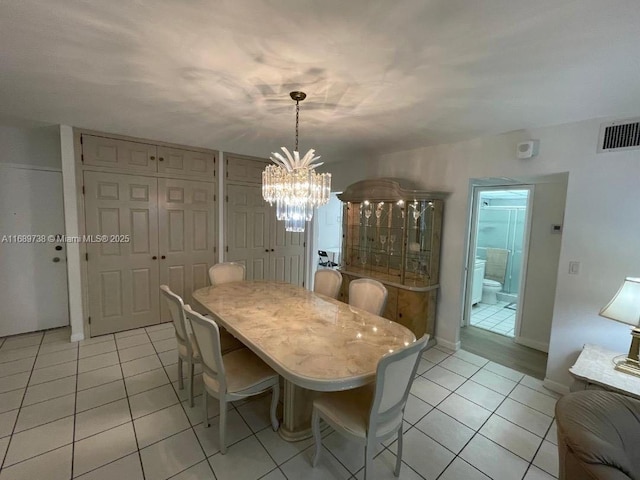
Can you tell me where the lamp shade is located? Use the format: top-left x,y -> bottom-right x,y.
599,277 -> 640,326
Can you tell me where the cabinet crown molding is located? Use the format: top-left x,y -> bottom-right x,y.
337,178 -> 449,203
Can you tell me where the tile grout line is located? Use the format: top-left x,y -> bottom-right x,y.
72,427 -> 194,479
113,330 -> 148,480
435,354 -> 558,402
431,350 -> 556,479
0,332 -> 46,472
431,352 -> 523,480
522,419 -> 557,479
70,331 -> 80,478
249,409 -> 287,473
2,329 -> 557,480
147,325 -> 220,479
361,441 -> 429,480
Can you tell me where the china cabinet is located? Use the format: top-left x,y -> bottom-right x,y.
337,179 -> 447,339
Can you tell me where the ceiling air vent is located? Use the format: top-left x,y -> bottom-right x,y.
598,118 -> 640,153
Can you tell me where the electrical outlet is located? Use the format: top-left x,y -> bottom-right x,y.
569,261 -> 580,275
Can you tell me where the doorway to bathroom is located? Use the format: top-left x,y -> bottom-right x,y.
464,186 -> 532,338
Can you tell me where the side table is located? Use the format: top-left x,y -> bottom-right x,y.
569,343 -> 640,400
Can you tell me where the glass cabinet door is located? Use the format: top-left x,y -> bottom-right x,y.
343,201 -> 405,282
404,200 -> 434,286
342,196 -> 441,287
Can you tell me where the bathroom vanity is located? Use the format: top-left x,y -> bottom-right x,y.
472,259 -> 486,305
337,179 -> 447,340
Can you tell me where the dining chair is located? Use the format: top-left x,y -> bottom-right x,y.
208,262 -> 245,285
207,262 -> 245,354
311,335 -> 429,479
183,305 -> 280,453
160,285 -> 201,408
313,269 -> 343,299
349,278 -> 388,316
318,250 -> 338,267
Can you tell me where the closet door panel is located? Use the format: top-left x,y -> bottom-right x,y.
84,172 -> 160,335
157,147 -> 215,178
158,178 -> 216,321
225,156 -> 267,183
82,135 -> 157,173
225,180 -> 306,285
269,213 -> 305,286
226,183 -> 270,280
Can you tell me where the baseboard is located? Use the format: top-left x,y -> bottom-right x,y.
543,377 -> 571,396
435,336 -> 460,352
70,332 -> 85,342
515,336 -> 549,353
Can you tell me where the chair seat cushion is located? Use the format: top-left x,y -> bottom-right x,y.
203,348 -> 278,394
314,383 -> 402,439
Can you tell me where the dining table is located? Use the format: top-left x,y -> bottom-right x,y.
192,280 -> 416,441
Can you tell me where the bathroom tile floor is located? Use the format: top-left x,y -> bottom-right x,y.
471,301 -> 517,337
0,325 -> 560,480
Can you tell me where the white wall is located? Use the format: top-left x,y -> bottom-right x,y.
319,157 -> 374,192
516,177 -> 567,352
316,194 -> 343,252
0,124 -> 61,170
367,117 -> 640,390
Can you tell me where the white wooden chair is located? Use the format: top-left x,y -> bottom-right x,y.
160,285 -> 201,407
208,262 -> 245,285
207,262 -> 245,353
311,335 -> 429,479
349,278 -> 388,315
313,269 -> 343,299
184,305 -> 280,454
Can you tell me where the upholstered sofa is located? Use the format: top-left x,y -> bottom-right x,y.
555,390 -> 640,480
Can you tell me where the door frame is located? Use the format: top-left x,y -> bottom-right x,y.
461,182 -> 535,339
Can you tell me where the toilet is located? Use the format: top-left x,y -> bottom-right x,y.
480,248 -> 509,305
481,279 -> 502,305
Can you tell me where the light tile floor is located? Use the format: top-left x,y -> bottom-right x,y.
470,301 -> 517,337
0,325 -> 561,480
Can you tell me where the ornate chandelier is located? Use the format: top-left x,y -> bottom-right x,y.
262,91 -> 331,233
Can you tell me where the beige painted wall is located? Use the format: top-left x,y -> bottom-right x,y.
516,177 -> 567,352
364,117 -> 640,390
0,124 -> 61,170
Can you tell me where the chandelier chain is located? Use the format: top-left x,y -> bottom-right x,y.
295,100 -> 299,152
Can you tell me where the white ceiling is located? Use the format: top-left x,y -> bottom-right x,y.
1,0 -> 639,162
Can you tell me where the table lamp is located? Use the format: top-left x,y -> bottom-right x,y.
599,277 -> 640,377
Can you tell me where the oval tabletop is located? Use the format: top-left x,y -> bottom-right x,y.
192,281 -> 416,391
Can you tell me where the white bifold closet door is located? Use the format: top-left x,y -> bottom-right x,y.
158,177 -> 215,321
84,172 -> 160,335
84,171 -> 215,336
226,183 -> 305,286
